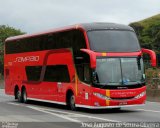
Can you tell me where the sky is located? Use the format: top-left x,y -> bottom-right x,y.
0,0 -> 160,33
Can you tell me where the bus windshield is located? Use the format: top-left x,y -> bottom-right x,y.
94,58 -> 145,86
87,30 -> 140,52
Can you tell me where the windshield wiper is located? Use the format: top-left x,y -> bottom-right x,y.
100,83 -> 108,89
94,82 -> 121,89
122,81 -> 144,85
92,82 -> 107,89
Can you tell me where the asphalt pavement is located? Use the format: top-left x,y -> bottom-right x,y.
0,89 -> 160,128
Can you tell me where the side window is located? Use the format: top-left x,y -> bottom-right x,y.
76,63 -> 91,84
25,66 -> 42,81
84,64 -> 91,83
76,64 -> 84,81
5,30 -> 87,54
75,52 -> 91,84
44,65 -> 70,82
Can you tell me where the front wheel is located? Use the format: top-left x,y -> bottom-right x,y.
69,94 -> 76,111
21,88 -> 27,103
112,107 -> 121,110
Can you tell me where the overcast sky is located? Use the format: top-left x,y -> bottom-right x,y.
0,0 -> 159,33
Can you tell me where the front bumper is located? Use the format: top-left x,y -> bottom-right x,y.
76,103 -> 145,109
88,86 -> 146,108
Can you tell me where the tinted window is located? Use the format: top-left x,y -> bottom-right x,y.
88,30 -> 140,52
25,66 -> 42,81
44,65 -> 70,82
76,64 -> 91,84
5,30 -> 86,54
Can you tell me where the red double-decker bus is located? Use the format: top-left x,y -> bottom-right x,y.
4,23 -> 156,110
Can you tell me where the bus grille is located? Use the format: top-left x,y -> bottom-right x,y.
110,97 -> 134,100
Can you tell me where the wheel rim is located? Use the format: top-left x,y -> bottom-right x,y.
17,91 -> 21,101
22,89 -> 27,103
70,95 -> 75,110
23,90 -> 27,102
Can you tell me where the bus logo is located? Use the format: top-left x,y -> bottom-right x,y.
14,56 -> 39,63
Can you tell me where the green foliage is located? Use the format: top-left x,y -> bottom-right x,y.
130,14 -> 160,88
129,14 -> 160,53
145,68 -> 160,89
0,25 -> 25,44
0,25 -> 25,75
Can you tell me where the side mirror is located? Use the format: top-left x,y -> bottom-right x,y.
80,49 -> 96,68
142,48 -> 157,67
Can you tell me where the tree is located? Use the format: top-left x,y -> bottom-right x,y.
0,25 -> 25,75
129,14 -> 160,66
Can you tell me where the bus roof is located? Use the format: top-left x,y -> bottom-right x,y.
81,22 -> 133,31
5,22 -> 134,42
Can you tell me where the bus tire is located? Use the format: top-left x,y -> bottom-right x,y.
112,107 -> 121,110
16,90 -> 22,102
69,93 -> 76,111
14,86 -> 19,99
21,87 -> 27,103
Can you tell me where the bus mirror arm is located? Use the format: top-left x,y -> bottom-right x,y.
80,49 -> 96,68
142,48 -> 157,67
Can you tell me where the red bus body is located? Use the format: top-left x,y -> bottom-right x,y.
4,23 -> 156,109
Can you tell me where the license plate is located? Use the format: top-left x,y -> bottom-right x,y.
119,102 -> 127,105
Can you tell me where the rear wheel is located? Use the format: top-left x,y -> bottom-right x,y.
21,88 -> 27,103
16,90 -> 22,102
69,93 -> 76,111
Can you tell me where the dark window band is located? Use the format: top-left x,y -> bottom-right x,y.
5,30 -> 86,54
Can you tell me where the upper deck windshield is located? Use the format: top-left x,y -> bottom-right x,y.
94,57 -> 145,87
87,30 -> 141,52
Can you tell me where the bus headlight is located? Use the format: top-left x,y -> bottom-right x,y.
93,92 -> 111,100
134,91 -> 146,99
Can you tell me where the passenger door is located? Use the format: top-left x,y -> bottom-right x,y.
76,64 -> 91,105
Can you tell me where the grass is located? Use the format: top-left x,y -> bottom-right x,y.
131,14 -> 160,27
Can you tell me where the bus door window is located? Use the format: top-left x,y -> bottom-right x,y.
76,64 -> 84,81
75,52 -> 91,84
76,64 -> 91,84
83,64 -> 91,84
